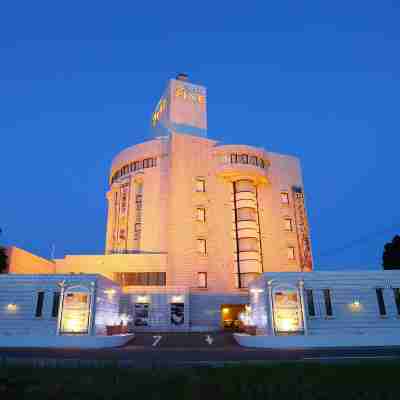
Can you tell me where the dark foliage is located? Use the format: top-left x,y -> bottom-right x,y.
0,246 -> 7,274
383,235 -> 400,270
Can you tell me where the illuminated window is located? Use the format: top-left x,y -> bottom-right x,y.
393,288 -> 400,315
376,288 -> 386,316
235,180 -> 256,193
238,237 -> 258,252
238,154 -> 248,164
281,192 -> 289,204
198,272 -> 207,288
114,272 -> 166,286
197,208 -> 206,222
323,289 -> 333,316
287,247 -> 295,260
249,156 -> 257,166
196,178 -> 206,192
284,218 -> 293,231
237,207 -> 256,222
305,289 -> 316,317
197,239 -> 207,255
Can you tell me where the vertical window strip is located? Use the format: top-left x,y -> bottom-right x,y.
393,288 -> 400,315
376,288 -> 387,316
323,289 -> 333,317
306,289 -> 316,317
35,291 -> 45,317
52,292 -> 61,318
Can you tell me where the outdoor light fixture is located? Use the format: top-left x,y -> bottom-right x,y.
222,307 -> 229,314
171,295 -> 184,303
350,299 -> 362,311
104,288 -> 116,299
137,295 -> 149,303
6,303 -> 17,312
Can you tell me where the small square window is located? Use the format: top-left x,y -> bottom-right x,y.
249,156 -> 257,166
287,247 -> 295,260
284,218 -> 293,232
196,179 -> 206,192
281,192 -> 289,204
197,239 -> 207,255
198,272 -> 207,288
197,208 -> 206,222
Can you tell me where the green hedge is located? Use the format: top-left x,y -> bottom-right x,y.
1,362 -> 400,399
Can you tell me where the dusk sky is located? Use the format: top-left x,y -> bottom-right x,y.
1,2 -> 399,270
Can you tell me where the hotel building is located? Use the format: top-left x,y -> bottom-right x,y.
2,75 -> 314,333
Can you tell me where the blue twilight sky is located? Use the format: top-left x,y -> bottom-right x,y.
0,1 -> 399,270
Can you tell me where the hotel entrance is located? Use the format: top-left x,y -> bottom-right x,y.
221,304 -> 246,331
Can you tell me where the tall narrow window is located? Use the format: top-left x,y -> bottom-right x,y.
195,178 -> 206,192
284,218 -> 293,232
305,289 -> 316,317
376,288 -> 387,316
35,291 -> 45,317
287,247 -> 295,260
393,288 -> 400,316
323,289 -> 333,316
52,292 -> 61,318
198,272 -> 207,288
197,208 -> 206,222
281,192 -> 289,204
249,156 -> 258,166
197,239 -> 207,255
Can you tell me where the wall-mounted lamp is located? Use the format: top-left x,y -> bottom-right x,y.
104,289 -> 116,300
136,295 -> 149,303
250,288 -> 264,294
171,295 -> 184,303
6,303 -> 17,312
350,299 -> 362,312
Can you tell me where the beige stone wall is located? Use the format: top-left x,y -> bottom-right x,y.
7,247 -> 55,274
54,253 -> 167,282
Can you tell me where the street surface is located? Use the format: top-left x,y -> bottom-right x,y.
1,333 -> 400,367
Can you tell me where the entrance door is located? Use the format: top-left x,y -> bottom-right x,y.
221,304 -> 246,331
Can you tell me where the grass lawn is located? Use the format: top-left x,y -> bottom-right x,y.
1,361 -> 400,399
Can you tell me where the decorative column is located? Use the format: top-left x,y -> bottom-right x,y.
56,280 -> 66,336
89,281 -> 97,336
298,280 -> 308,336
267,280 -> 275,336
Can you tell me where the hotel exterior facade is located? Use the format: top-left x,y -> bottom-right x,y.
3,75 -> 314,332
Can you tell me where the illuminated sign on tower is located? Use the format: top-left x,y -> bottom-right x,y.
150,74 -> 207,138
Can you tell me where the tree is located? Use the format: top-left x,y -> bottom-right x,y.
383,235 -> 400,270
0,246 -> 7,273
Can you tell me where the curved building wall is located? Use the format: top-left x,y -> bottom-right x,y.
104,131 -> 313,294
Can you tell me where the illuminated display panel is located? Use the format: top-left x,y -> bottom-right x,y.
60,290 -> 91,334
273,288 -> 303,334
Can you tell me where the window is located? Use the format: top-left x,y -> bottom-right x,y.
197,208 -> 206,222
237,207 -> 256,222
35,291 -> 45,317
52,292 -> 61,318
114,272 -> 166,286
230,153 -> 238,163
235,180 -> 255,193
393,288 -> 400,315
376,288 -> 386,316
238,237 -> 259,252
197,239 -> 207,255
305,289 -> 316,317
287,247 -> 295,260
323,289 -> 333,316
238,154 -> 248,164
198,272 -> 207,288
143,158 -> 150,168
258,159 -> 265,168
284,218 -> 293,232
281,192 -> 289,204
134,161 -> 140,171
135,223 -> 141,232
249,156 -> 257,166
196,178 -> 206,192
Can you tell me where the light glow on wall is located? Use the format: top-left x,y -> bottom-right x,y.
136,295 -> 150,303
104,288 -> 116,300
6,303 -> 18,312
350,299 -> 362,312
171,295 -> 184,303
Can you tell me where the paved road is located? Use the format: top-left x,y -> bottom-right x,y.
1,333 -> 400,367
